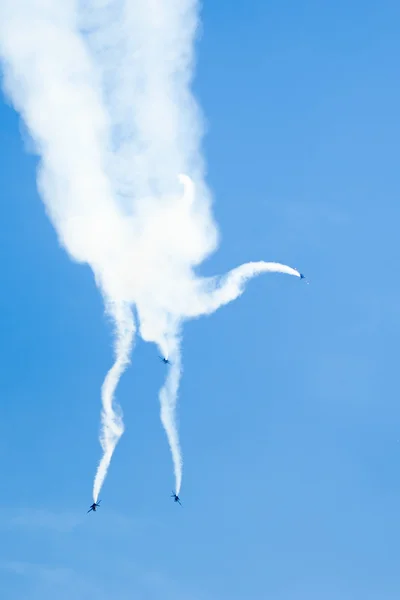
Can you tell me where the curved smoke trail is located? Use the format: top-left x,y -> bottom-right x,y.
0,0 -> 304,499
191,261 -> 302,318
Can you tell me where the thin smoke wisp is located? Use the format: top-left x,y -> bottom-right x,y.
0,0 -> 303,501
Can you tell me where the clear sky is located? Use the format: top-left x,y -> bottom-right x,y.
1,1 -> 400,598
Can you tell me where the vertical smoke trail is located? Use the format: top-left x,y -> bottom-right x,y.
81,1 -> 210,497
93,302 -> 135,503
159,338 -> 183,495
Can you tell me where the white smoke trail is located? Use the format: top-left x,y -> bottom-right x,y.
93,302 -> 135,503
159,338 -> 183,495
190,262 -> 302,318
0,0 -> 134,499
0,0 -> 304,499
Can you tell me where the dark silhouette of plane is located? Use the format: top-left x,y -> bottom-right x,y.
300,273 -> 310,284
171,491 -> 182,505
87,501 -> 101,513
159,356 -> 171,365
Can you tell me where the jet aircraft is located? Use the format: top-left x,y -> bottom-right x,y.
87,501 -> 101,513
171,492 -> 182,505
160,356 -> 171,365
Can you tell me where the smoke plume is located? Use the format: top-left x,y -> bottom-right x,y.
0,0 -> 302,500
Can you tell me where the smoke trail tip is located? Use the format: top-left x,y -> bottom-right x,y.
178,173 -> 191,185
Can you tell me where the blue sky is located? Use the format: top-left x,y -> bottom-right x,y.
1,1 -> 400,598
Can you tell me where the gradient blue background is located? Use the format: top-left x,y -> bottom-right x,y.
1,1 -> 399,598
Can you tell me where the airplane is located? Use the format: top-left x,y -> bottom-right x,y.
171,491 -> 182,505
159,356 -> 171,365
87,501 -> 101,513
300,273 -> 310,284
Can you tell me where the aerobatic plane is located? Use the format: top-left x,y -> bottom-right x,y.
160,356 -> 171,365
300,273 -> 310,284
171,492 -> 182,505
87,501 -> 101,513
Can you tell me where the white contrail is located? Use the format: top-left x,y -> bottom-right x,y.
0,0 -> 304,499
